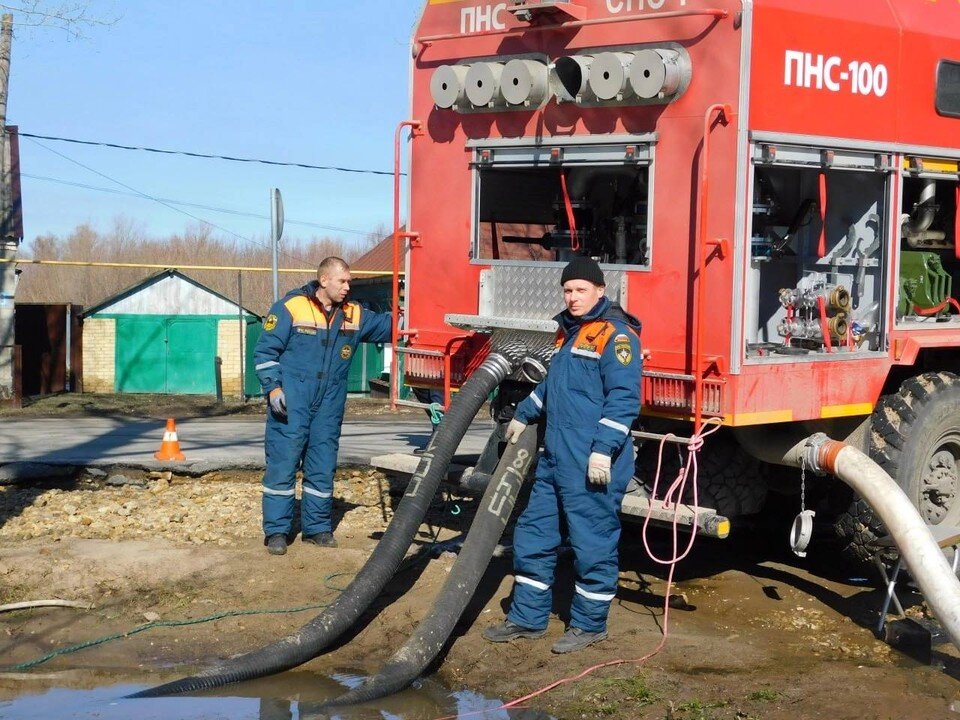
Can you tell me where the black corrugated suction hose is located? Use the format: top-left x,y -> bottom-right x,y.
130,346 -> 524,698
324,422 -> 539,707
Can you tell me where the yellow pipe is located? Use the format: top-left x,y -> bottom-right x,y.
0,257 -> 399,276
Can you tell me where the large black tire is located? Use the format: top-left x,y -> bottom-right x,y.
636,431 -> 767,517
834,372 -> 960,563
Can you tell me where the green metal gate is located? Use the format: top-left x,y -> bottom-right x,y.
347,282 -> 391,394
244,319 -> 264,397
347,342 -> 385,393
115,315 -> 217,394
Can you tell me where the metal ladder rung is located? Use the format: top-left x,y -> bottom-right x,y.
394,399 -> 437,411
632,430 -> 695,446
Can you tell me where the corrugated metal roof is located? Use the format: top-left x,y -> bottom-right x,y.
350,229 -> 406,273
82,269 -> 261,318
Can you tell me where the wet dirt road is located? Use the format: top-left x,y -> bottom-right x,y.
1,471 -> 959,719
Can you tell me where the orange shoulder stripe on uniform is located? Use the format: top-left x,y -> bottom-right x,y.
554,328 -> 566,350
572,320 -> 617,357
284,296 -> 326,328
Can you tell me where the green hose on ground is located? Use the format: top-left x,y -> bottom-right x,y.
3,571 -> 355,672
5,522 -> 458,675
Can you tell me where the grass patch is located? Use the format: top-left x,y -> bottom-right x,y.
747,689 -> 778,702
595,674 -> 660,705
666,698 -> 730,720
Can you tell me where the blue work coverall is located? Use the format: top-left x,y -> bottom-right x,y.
254,281 -> 392,538
507,296 -> 642,633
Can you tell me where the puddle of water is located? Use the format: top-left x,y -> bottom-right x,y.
0,671 -> 554,720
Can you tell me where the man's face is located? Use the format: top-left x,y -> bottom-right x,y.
318,268 -> 351,305
563,279 -> 605,317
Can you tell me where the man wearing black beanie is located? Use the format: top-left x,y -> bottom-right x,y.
483,255 -> 643,654
559,255 -> 606,287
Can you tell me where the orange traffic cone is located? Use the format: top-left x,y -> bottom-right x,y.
154,418 -> 186,461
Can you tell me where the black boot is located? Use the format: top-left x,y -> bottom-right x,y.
265,534 -> 288,556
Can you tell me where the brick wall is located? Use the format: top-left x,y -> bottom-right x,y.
82,318 -> 116,393
217,319 -> 246,397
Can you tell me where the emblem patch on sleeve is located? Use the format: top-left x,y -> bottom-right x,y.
340,345 -> 353,360
264,314 -> 278,332
614,336 -> 633,366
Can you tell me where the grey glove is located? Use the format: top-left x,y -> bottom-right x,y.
587,452 -> 611,486
269,388 -> 287,419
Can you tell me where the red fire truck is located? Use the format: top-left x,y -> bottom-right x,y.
389,0 -> 960,560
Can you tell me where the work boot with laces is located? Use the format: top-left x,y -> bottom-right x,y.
551,627 -> 607,654
265,534 -> 288,556
303,532 -> 338,548
481,620 -> 546,643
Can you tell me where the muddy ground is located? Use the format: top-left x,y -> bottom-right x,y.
0,393 -> 432,420
1,469 -> 959,720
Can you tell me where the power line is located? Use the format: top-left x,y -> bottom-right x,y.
0,258 -> 395,277
24,135 -> 316,266
18,131 -> 400,177
21,172 -> 371,236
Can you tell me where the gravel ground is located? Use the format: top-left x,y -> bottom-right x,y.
0,468 -> 396,546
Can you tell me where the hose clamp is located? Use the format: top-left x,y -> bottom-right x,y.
483,352 -> 515,380
803,432 -> 831,475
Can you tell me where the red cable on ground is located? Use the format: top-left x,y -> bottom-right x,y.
435,422 -> 722,720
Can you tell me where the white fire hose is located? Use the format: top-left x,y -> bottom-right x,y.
784,433 -> 960,649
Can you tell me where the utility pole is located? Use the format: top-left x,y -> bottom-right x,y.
270,188 -> 284,303
0,14 -> 16,402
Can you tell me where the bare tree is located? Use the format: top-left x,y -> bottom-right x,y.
361,221 -> 392,255
2,1 -> 118,37
16,220 -> 376,315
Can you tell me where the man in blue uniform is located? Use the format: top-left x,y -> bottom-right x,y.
483,256 -> 642,653
254,257 -> 392,555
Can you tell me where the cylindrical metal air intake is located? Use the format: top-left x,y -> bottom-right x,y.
465,62 -> 504,108
430,65 -> 469,109
588,52 -> 635,101
501,58 -> 549,107
628,49 -> 683,99
550,55 -> 592,103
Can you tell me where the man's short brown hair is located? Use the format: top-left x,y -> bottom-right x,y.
317,256 -> 349,281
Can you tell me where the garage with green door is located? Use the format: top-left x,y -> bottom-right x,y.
81,269 -> 261,396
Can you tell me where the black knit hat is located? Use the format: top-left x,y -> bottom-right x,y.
560,256 -> 605,286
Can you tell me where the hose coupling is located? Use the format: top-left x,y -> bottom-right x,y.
519,356 -> 548,383
483,352 -> 518,381
489,333 -> 528,367
802,433 -> 831,474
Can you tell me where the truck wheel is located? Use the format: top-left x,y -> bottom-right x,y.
834,372 -> 960,563
635,432 -> 767,517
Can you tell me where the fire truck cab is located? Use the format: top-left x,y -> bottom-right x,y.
395,0 -> 960,559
